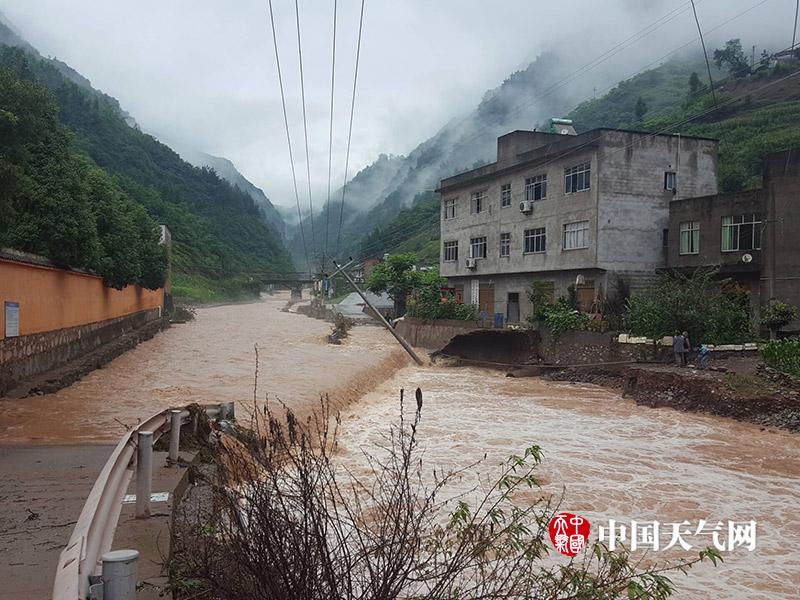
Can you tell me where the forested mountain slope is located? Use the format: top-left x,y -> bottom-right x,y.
0,31 -> 295,301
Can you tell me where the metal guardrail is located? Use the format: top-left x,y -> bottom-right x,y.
52,403 -> 232,600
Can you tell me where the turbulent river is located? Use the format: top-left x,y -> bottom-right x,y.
1,294 -> 798,597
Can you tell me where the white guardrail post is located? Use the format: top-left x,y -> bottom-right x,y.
52,404 -> 223,600
135,431 -> 153,519
101,550 -> 139,600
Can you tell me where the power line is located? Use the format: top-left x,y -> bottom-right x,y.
267,0 -> 310,275
335,0 -> 366,260
793,0 -> 799,50
294,0 -> 317,271
690,0 -> 718,106
323,0 -> 338,272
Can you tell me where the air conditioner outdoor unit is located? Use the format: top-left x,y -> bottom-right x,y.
466,257 -> 477,269
519,200 -> 533,213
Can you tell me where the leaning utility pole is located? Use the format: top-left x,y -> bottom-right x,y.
334,261 -> 424,366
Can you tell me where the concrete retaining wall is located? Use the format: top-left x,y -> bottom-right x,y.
0,308 -> 162,395
396,317 -> 480,350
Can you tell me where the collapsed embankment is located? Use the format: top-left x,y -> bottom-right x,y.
621,366 -> 800,432
425,324 -> 800,433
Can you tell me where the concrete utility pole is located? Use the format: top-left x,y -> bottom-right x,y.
334,262 -> 424,366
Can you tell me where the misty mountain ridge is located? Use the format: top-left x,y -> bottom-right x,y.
288,50 -> 598,266
0,11 -> 285,237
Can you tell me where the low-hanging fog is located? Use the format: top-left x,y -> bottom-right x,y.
0,0 -> 790,215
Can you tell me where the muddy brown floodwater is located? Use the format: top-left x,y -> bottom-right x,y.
338,367 -> 800,599
1,294 -> 799,598
0,294 -> 408,444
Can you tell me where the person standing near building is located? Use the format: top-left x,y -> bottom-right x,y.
682,331 -> 691,366
673,332 -> 685,366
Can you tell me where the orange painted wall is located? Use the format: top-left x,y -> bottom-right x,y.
0,258 -> 163,338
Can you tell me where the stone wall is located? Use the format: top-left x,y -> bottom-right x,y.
0,308 -> 162,395
536,329 -> 669,365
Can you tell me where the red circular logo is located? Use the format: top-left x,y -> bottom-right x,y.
549,512 -> 591,556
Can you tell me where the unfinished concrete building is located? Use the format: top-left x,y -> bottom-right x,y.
437,127 -> 719,322
667,148 -> 800,330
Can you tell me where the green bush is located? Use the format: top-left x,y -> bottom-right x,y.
541,300 -> 590,335
761,301 -> 798,338
761,339 -> 800,377
406,271 -> 477,321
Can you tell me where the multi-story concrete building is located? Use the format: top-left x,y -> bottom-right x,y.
437,127 -> 719,322
667,148 -> 800,329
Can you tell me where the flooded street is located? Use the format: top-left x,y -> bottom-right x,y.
338,367 -> 800,599
1,294 -> 799,597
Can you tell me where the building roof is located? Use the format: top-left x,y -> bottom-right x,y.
334,291 -> 393,317
436,127 -> 719,194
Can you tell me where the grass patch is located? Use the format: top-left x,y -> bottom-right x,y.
723,373 -> 780,397
172,273 -> 263,305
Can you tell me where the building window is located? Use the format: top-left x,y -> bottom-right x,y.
565,162 -> 591,193
664,171 -> 677,191
563,221 -> 589,250
470,236 -> 487,259
722,213 -> 761,252
525,174 -> 547,201
443,197 -> 457,220
679,221 -> 699,255
471,190 -> 487,214
524,227 -> 546,253
501,184 -> 512,207
499,232 -> 510,257
443,240 -> 458,262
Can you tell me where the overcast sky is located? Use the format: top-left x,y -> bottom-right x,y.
0,0 -> 788,208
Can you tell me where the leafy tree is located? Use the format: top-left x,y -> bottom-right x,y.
761,301 -> 798,339
366,253 -> 424,317
0,66 -> 166,288
713,39 -> 750,78
626,269 -> 752,345
635,95 -> 648,121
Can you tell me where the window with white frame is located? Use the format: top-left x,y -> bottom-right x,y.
471,190 -> 487,214
664,171 -> 677,191
443,197 -> 457,220
563,221 -> 589,250
524,227 -> 546,253
443,240 -> 458,262
499,232 -> 510,257
722,213 -> 761,251
679,221 -> 699,255
525,174 -> 547,201
501,184 -> 512,207
564,162 -> 591,193
470,236 -> 487,259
